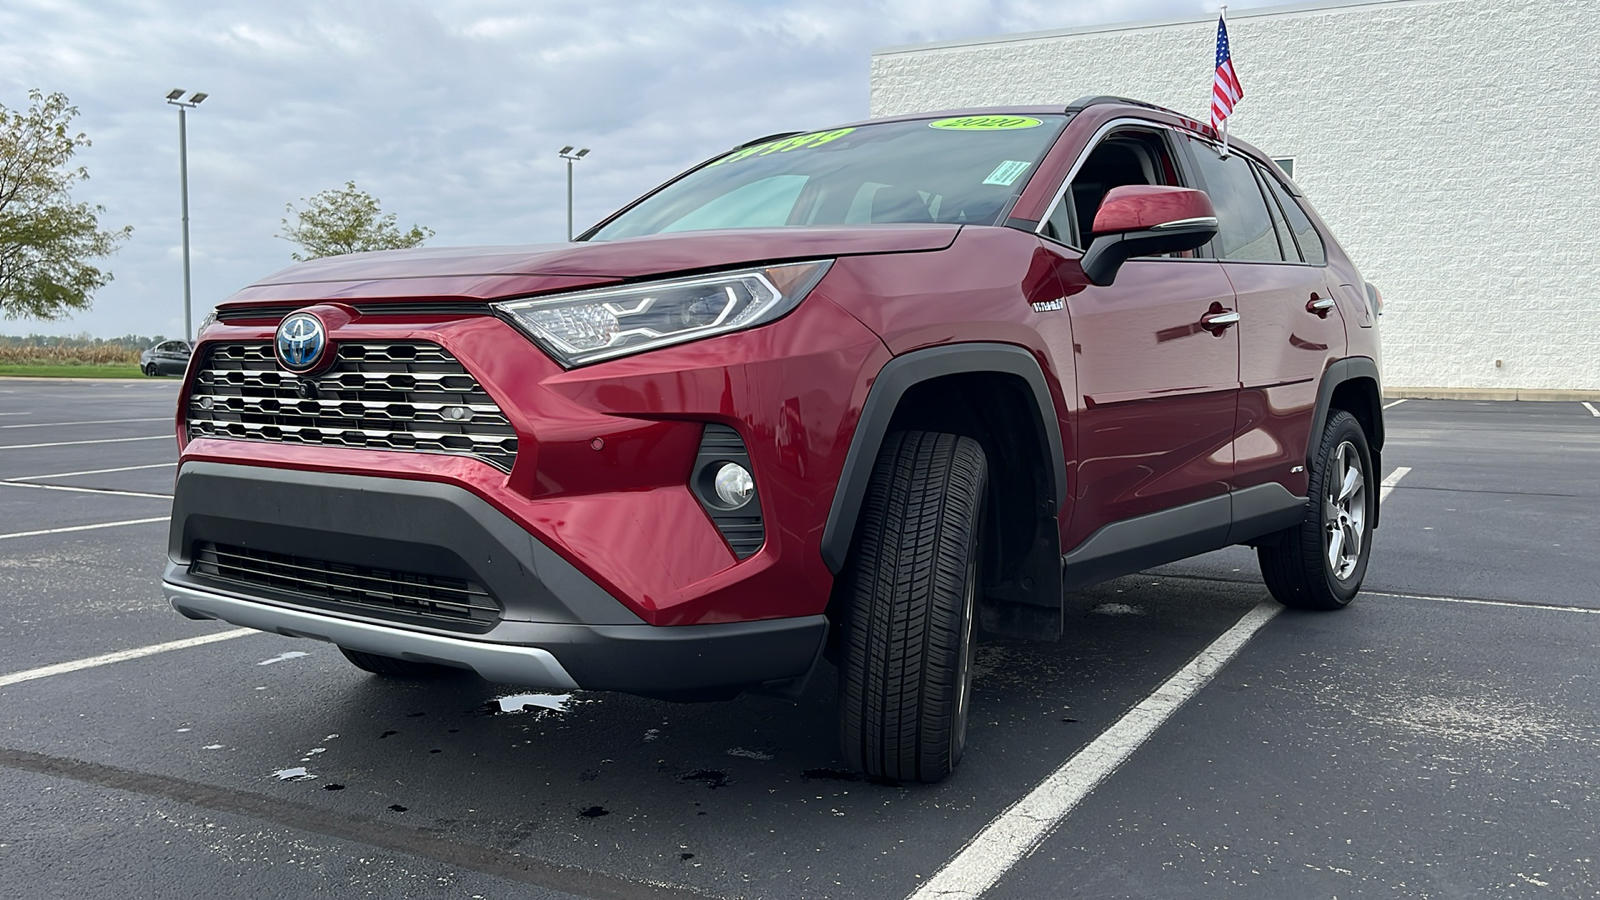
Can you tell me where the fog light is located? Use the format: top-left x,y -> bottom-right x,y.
713,462 -> 754,508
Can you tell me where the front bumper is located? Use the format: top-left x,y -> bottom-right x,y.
166,462 -> 827,697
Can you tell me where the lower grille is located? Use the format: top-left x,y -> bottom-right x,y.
190,541 -> 501,632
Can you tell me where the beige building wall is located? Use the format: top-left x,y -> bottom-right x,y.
871,0 -> 1600,394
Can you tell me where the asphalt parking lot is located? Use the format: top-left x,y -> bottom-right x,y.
2,380 -> 1597,899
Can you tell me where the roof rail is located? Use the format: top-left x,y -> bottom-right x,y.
1066,95 -> 1185,116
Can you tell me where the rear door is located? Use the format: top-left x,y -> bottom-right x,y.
1186,140 -> 1345,503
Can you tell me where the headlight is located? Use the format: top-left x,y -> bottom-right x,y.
492,260 -> 832,367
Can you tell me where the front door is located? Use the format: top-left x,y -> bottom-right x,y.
1038,123 -> 1241,555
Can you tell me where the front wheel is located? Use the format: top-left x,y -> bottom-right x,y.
837,431 -> 987,783
1258,410 -> 1374,610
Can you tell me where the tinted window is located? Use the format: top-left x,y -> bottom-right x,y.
590,116 -> 1067,240
1258,167 -> 1326,265
1190,142 -> 1282,262
1255,165 -> 1300,262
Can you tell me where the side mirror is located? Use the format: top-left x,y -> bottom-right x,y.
1080,185 -> 1219,286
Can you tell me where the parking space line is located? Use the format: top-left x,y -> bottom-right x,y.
906,601 -> 1281,900
0,516 -> 169,541
1380,466 -> 1411,501
10,462 -> 176,481
0,629 -> 256,689
1583,401 -> 1599,417
0,434 -> 171,451
1371,590 -> 1600,616
913,463 -> 1413,900
1382,398 -> 1408,409
0,481 -> 171,500
0,416 -> 170,430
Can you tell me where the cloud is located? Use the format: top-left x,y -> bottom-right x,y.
1,0 -> 1241,337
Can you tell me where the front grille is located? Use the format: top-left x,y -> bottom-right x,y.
187,341 -> 517,471
191,541 -> 501,631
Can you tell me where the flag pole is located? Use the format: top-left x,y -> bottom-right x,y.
1219,4 -> 1231,158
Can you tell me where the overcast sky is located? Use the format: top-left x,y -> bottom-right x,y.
1,0 -> 1278,339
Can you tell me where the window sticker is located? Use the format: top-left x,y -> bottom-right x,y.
982,160 -> 1032,186
710,128 -> 856,167
928,115 -> 1043,131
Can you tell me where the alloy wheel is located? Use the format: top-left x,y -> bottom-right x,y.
1323,440 -> 1366,580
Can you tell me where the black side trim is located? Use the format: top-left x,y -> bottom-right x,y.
819,343 -> 1067,574
1227,482 -> 1309,545
1061,496 -> 1230,592
1060,483 -> 1309,591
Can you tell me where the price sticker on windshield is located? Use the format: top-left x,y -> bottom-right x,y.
929,116 -> 1043,131
982,160 -> 1032,186
710,128 -> 856,166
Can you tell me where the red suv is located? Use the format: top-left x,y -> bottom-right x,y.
166,97 -> 1383,783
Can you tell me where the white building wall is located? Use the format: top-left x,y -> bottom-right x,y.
871,0 -> 1600,394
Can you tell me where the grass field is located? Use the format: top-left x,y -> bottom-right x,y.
0,364 -> 146,379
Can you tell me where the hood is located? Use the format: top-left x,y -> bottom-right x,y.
224,225 -> 961,307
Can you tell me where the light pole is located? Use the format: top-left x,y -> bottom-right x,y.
166,89 -> 208,341
559,146 -> 590,241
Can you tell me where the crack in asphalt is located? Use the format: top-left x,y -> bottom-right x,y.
0,746 -> 720,900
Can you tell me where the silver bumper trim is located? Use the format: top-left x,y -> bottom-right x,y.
164,581 -> 579,690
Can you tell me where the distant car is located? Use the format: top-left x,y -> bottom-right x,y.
140,340 -> 191,377
165,97 -> 1384,783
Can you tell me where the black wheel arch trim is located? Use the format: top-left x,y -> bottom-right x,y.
819,343 -> 1067,574
1309,356 -> 1384,528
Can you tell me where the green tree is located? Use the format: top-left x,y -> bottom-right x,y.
0,90 -> 132,320
278,181 -> 433,261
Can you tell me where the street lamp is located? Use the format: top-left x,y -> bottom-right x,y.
165,89 -> 208,341
559,146 -> 590,241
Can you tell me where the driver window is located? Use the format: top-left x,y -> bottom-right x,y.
1045,128 -> 1184,249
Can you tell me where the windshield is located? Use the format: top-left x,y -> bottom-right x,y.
588,115 -> 1068,240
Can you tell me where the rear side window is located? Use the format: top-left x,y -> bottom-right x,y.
1257,167 -> 1327,265
1189,141 -> 1281,262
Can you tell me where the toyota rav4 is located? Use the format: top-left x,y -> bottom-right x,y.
165,97 -> 1384,783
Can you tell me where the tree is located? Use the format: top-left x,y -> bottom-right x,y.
278,181 -> 433,261
0,90 -> 132,320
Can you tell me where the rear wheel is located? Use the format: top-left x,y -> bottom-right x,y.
1258,410 -> 1374,610
143,363 -> 159,377
837,431 -> 987,783
339,646 -> 459,678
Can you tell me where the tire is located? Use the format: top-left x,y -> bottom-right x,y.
339,646 -> 460,679
1258,410 -> 1374,610
837,430 -> 987,783
143,363 -> 158,377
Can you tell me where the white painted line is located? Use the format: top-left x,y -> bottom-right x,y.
0,629 -> 256,689
0,516 -> 169,541
1369,591 -> 1600,616
911,465 -> 1412,900
906,601 -> 1282,900
1380,466 -> 1411,502
0,411 -> 32,416
10,462 -> 176,482
0,416 -> 170,430
1583,401 -> 1599,418
0,481 -> 171,500
1382,398 -> 1408,409
0,434 -> 171,451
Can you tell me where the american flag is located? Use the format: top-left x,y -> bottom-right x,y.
1211,15 -> 1243,131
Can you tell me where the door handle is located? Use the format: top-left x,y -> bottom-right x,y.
1201,310 -> 1240,329
1307,295 -> 1336,316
